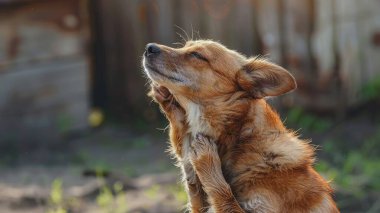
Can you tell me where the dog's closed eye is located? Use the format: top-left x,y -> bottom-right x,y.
190,52 -> 208,62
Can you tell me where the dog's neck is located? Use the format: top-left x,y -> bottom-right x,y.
244,99 -> 287,135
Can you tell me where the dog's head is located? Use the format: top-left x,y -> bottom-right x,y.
143,40 -> 296,107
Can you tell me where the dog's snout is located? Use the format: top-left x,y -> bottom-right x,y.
145,43 -> 161,56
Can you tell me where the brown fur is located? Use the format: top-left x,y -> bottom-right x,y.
143,40 -> 339,213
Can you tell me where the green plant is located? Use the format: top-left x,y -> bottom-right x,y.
113,182 -> 128,213
96,181 -> 127,213
361,76 -> 380,101
167,184 -> 187,204
96,185 -> 113,210
47,179 -> 67,213
286,107 -> 332,133
361,127 -> 380,157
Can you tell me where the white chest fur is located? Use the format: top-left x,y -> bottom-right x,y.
186,101 -> 210,136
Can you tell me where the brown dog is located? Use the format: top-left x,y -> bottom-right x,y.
143,40 -> 339,213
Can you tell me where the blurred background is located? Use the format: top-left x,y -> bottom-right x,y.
0,0 -> 379,212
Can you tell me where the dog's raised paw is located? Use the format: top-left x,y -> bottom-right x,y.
190,133 -> 218,159
152,86 -> 172,103
150,86 -> 184,115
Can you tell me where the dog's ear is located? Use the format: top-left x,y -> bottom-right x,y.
236,58 -> 297,98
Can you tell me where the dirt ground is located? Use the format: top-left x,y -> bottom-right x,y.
0,126 -> 186,213
0,109 -> 379,213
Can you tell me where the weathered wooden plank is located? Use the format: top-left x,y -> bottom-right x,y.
94,0 -> 127,115
205,0 -> 232,42
156,0 -> 175,44
0,0 -> 37,6
335,0 -> 362,105
283,0 -> 314,82
229,0 -> 256,56
119,0 -> 150,112
312,0 -> 335,86
0,0 -> 86,70
176,0 -> 203,41
0,0 -> 90,142
356,0 -> 380,84
0,57 -> 89,142
256,0 -> 282,63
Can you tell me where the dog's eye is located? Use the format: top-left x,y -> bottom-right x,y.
190,52 -> 208,62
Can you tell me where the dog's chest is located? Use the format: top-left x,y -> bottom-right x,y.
186,102 -> 210,136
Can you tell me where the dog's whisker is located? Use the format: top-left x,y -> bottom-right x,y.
191,23 -> 194,41
175,32 -> 187,44
175,25 -> 190,42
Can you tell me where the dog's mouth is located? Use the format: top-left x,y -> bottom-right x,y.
145,65 -> 183,82
144,63 -> 184,83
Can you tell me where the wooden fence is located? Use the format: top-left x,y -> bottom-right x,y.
1,0 -> 379,141
0,0 -> 90,142
93,0 -> 380,121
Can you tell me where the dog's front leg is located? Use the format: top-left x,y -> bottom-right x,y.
182,159 -> 209,213
149,86 -> 208,212
190,133 -> 245,213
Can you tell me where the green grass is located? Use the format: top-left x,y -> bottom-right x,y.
96,181 -> 128,213
316,127 -> 380,199
286,106 -> 380,211
47,178 -> 129,213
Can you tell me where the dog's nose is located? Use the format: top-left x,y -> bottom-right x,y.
145,43 -> 161,56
